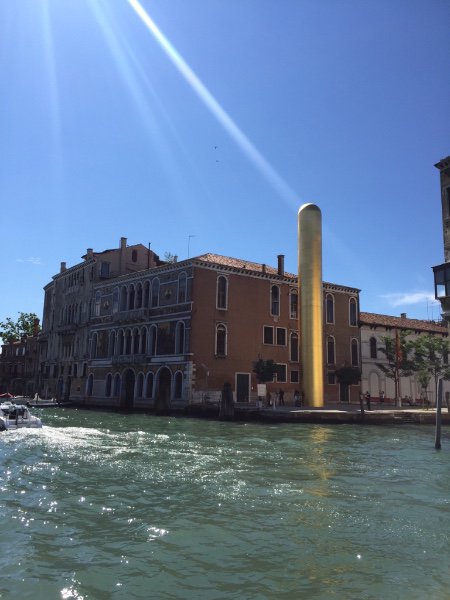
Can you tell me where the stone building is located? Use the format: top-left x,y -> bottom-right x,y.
360,311 -> 449,405
38,238 -> 160,400
40,244 -> 361,409
0,331 -> 41,397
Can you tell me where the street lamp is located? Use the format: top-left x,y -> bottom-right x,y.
432,263 -> 450,449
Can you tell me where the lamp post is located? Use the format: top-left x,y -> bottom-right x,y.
432,263 -> 450,449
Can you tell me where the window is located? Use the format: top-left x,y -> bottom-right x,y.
141,328 -> 147,354
100,262 -> 110,277
275,364 -> 287,383
326,294 -> 334,324
271,285 -> 280,316
178,273 -> 187,303
112,288 -> 119,313
217,276 -> 228,309
290,332 -> 299,362
370,337 -> 377,359
136,283 -> 143,308
290,370 -> 299,383
91,333 -> 98,358
151,278 -> 160,308
290,289 -> 298,319
132,249 -> 138,263
145,372 -> 154,398
351,339 -> 359,366
175,322 -> 185,354
174,372 -> 183,399
276,327 -> 286,345
264,326 -> 274,344
113,374 -> 121,396
128,285 -> 135,310
105,374 -> 112,397
216,323 -> 227,356
144,281 -> 151,308
136,373 -> 144,397
120,286 -> 127,311
349,297 -> 357,326
327,336 -> 335,365
327,372 -> 336,385
149,326 -> 157,356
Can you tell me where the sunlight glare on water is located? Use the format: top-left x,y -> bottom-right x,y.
1,409 -> 450,599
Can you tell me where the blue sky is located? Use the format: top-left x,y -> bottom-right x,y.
1,0 -> 449,329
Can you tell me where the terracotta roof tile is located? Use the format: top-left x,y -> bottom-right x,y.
360,311 -> 447,334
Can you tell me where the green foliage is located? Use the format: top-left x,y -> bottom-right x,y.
376,331 -> 415,380
0,312 -> 39,343
335,366 -> 361,386
412,335 -> 450,384
253,358 -> 277,383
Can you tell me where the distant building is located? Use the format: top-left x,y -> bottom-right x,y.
0,320 -> 41,396
38,243 -> 361,407
360,311 -> 449,405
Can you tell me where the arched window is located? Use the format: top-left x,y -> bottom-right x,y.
95,291 -> 101,317
327,336 -> 335,365
132,328 -> 140,355
178,273 -> 187,303
91,333 -> 98,359
86,374 -> 93,397
105,373 -> 112,397
109,331 -> 116,356
271,285 -> 280,316
128,285 -> 135,310
149,326 -> 157,356
151,278 -> 160,308
216,323 -> 227,356
136,283 -> 143,308
290,332 -> 299,362
125,329 -> 132,355
349,297 -> 358,326
290,289 -> 298,319
136,373 -> 144,398
175,322 -> 185,354
112,287 -> 119,313
144,281 -> 151,308
351,339 -> 359,366
117,330 -> 124,355
120,286 -> 127,311
217,276 -> 228,309
145,372 -> 154,398
370,337 -> 377,359
141,328 -> 147,354
326,294 -> 334,324
174,372 -> 183,399
113,373 -> 121,396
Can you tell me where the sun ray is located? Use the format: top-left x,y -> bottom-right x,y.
126,0 -> 299,208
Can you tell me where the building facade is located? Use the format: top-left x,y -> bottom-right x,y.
38,245 -> 361,408
360,311 -> 449,404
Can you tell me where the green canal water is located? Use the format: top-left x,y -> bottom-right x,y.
1,409 -> 449,599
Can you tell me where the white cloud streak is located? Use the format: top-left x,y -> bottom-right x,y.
381,291 -> 439,307
16,257 -> 43,265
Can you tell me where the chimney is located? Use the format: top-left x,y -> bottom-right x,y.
173,255 -> 178,263
120,237 -> 127,274
86,249 -> 94,260
262,263 -> 266,274
60,262 -> 67,273
277,254 -> 285,277
33,318 -> 40,336
400,313 -> 407,319
120,237 -> 127,249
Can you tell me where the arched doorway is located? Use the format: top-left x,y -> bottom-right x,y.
155,367 -> 172,413
121,369 -> 135,411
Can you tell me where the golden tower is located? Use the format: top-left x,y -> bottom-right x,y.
298,203 -> 324,407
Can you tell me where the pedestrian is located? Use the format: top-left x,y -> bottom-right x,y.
365,391 -> 371,411
273,391 -> 278,410
380,390 -> 385,404
293,390 -> 300,406
278,389 -> 285,406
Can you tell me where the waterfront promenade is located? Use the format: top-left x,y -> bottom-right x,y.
187,400 -> 450,425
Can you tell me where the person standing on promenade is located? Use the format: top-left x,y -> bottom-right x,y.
365,391 -> 371,411
380,390 -> 385,404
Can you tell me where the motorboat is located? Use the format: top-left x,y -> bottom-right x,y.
0,402 -> 43,430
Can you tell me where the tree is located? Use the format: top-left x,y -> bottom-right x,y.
0,312 -> 39,343
376,330 -> 415,407
253,358 -> 278,383
163,252 -> 177,263
411,335 -> 450,450
335,365 -> 361,403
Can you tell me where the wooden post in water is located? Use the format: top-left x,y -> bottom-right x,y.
435,378 -> 442,450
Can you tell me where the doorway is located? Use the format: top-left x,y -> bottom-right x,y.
155,367 -> 172,413
236,373 -> 250,403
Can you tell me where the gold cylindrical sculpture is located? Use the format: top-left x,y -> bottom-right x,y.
298,203 -> 324,407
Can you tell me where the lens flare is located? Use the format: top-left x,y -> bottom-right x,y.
126,0 -> 298,207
